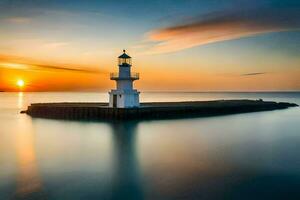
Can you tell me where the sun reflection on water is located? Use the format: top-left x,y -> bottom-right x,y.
17,92 -> 24,109
14,115 -> 44,199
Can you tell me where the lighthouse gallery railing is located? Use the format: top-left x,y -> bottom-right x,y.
110,72 -> 139,80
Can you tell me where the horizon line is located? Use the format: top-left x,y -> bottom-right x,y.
1,90 -> 300,93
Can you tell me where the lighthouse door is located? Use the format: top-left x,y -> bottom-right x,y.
113,95 -> 117,107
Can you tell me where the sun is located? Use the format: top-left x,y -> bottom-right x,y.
17,79 -> 25,88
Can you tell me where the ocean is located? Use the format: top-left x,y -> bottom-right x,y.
0,92 -> 299,200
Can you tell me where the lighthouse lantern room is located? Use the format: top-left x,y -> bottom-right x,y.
109,50 -> 140,108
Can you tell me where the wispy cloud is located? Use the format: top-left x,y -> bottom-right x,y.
5,17 -> 31,24
0,54 -> 104,73
241,72 -> 266,76
146,6 -> 300,54
43,42 -> 69,49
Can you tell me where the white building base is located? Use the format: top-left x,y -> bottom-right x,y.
109,90 -> 140,108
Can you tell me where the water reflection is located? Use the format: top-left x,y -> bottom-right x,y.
17,92 -> 23,109
0,92 -> 299,200
109,122 -> 144,200
14,116 -> 45,200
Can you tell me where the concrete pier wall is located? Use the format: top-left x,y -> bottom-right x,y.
22,100 -> 298,121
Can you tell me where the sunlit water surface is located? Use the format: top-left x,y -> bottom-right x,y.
0,92 -> 299,200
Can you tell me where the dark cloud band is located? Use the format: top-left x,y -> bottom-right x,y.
0,54 -> 104,73
241,72 -> 266,76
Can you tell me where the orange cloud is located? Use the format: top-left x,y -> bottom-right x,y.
147,7 -> 300,54
0,54 -> 104,73
5,17 -> 31,24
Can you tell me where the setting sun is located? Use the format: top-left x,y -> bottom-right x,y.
17,79 -> 25,88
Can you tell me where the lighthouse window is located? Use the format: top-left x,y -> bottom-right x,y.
119,58 -> 131,65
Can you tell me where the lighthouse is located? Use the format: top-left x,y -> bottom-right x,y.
109,50 -> 140,108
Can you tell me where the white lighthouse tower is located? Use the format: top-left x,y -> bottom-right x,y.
109,50 -> 140,108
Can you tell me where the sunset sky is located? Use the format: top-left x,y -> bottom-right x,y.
0,0 -> 299,91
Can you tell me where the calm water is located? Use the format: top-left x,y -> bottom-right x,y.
0,92 -> 300,200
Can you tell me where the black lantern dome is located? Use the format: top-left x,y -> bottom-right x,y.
118,49 -> 132,66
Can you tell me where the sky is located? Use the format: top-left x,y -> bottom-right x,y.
0,0 -> 299,91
